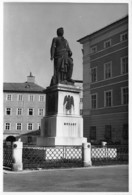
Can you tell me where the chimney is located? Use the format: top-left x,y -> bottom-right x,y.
27,72 -> 35,83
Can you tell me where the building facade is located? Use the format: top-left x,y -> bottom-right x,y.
78,16 -> 128,145
74,80 -> 83,116
3,73 -> 45,144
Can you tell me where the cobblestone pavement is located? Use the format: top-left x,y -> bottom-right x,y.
3,165 -> 128,192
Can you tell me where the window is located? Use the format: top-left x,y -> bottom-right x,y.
38,108 -> 44,116
28,108 -> 34,116
5,123 -> 11,130
90,126 -> 96,140
91,94 -> 97,109
104,61 -> 112,79
38,123 -> 41,130
39,95 -> 44,102
104,39 -> 111,48
80,109 -> 83,115
17,108 -> 22,115
6,108 -> 11,115
91,46 -> 97,54
27,123 -> 33,130
27,136 -> 32,144
121,87 -> 128,105
6,94 -> 12,101
91,67 -> 97,82
16,123 -> 22,130
29,95 -> 34,102
105,125 -> 112,140
121,56 -> 128,74
80,98 -> 83,103
104,90 -> 112,107
122,124 -> 128,140
120,32 -> 128,41
17,94 -> 23,101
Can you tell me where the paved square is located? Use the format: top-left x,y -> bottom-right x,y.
4,165 -> 128,192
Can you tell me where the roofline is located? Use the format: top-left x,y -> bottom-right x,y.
77,15 -> 128,43
3,82 -> 46,93
3,90 -> 46,93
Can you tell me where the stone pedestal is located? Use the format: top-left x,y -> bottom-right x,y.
82,143 -> 92,167
12,140 -> 23,171
37,84 -> 87,146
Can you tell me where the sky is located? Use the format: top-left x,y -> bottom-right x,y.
3,2 -> 128,88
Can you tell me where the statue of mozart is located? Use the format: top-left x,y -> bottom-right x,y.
50,27 -> 74,86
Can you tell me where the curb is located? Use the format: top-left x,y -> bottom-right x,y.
3,164 -> 128,174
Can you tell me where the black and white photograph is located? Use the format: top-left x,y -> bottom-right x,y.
1,0 -> 131,193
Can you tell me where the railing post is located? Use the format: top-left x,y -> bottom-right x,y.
82,142 -> 92,167
12,140 -> 23,171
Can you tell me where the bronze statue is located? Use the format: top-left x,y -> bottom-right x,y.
50,27 -> 74,86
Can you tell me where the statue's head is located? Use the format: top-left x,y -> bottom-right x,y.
57,27 -> 64,36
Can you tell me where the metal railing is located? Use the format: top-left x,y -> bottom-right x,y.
23,145 -> 83,169
3,143 -> 128,170
91,145 -> 128,166
3,143 -> 13,168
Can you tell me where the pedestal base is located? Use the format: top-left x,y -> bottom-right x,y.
37,114 -> 87,146
37,84 -> 87,146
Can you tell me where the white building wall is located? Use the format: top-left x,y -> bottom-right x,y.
4,92 -> 45,140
